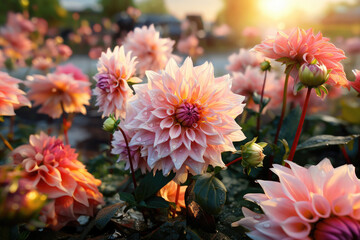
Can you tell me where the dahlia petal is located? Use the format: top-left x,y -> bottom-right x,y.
55,196 -> 76,219
154,128 -> 170,145
160,117 -> 174,129
169,124 -> 182,139
332,195 -> 353,216
257,180 -> 288,199
73,185 -> 90,207
281,216 -> 311,239
311,193 -> 331,218
273,169 -> 310,201
294,201 -> 319,223
247,230 -> 274,240
171,148 -> 189,170
260,198 -> 297,223
255,220 -> 288,239
244,193 -> 269,204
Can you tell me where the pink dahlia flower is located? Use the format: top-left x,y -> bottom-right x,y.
351,69 -> 360,94
124,24 -> 178,76
159,180 -> 187,211
57,44 -> 73,60
93,46 -> 141,119
176,35 -> 204,58
26,73 -> 91,119
55,64 -> 89,82
11,132 -> 104,230
125,58 -> 246,182
32,56 -> 54,71
233,159 -> 360,240
254,28 -> 348,88
226,48 -> 263,73
0,72 -> 31,116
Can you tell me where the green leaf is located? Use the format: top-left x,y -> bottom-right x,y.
296,134 -> 360,151
280,139 -> 290,163
119,192 -> 136,206
315,87 -> 322,97
145,196 -> 170,208
294,82 -> 305,93
134,170 -> 175,201
193,173 -> 227,215
95,203 -> 123,230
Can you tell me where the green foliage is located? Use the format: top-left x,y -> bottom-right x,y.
296,134 -> 360,151
137,0 -> 168,14
95,203 -> 124,230
99,0 -> 135,18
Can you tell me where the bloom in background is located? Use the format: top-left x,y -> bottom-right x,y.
55,64 -> 89,82
231,66 -> 279,111
93,46 -> 141,119
32,56 -> 54,72
159,181 -> 187,211
232,159 -> 360,239
350,69 -> 360,94
226,48 -> 263,73
26,73 -> 91,119
89,47 -> 103,59
254,28 -> 348,88
11,132 -> 104,230
125,58 -> 246,182
57,44 -> 73,60
0,72 -> 31,116
0,50 -> 4,69
344,37 -> 360,55
124,24 -> 178,76
176,35 -> 204,58
0,166 -> 47,225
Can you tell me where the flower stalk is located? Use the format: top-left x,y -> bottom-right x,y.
256,70 -> 268,135
60,102 -> 70,145
288,87 -> 312,161
226,157 -> 243,167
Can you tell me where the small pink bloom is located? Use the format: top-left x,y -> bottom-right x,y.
11,132 -> 104,230
57,44 -> 73,60
32,17 -> 48,36
233,159 -> 360,239
124,24 -> 178,76
88,47 -> 103,60
177,35 -> 204,58
227,48 -> 264,73
126,6 -> 141,20
212,24 -> 231,37
124,58 -> 246,182
26,73 -> 91,119
254,28 -> 349,88
0,72 -> 31,116
351,69 -> 360,94
242,27 -> 259,39
55,64 -> 89,82
6,12 -> 35,33
159,181 -> 187,211
32,57 -> 54,71
344,37 -> 360,55
93,46 -> 140,119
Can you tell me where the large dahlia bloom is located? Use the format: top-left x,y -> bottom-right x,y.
351,69 -> 360,94
227,48 -> 263,73
55,64 -> 89,83
0,72 -> 31,116
159,180 -> 187,211
93,46 -> 140,119
125,58 -> 246,182
26,73 -> 91,119
11,132 -> 104,230
124,24 -> 178,76
254,28 -> 348,88
233,159 -> 360,240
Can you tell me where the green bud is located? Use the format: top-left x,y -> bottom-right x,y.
103,116 -> 117,133
241,137 -> 267,169
260,60 -> 271,71
299,62 -> 329,88
5,58 -> 15,71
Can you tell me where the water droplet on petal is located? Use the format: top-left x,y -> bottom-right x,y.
136,137 -> 142,141
254,215 -> 262,220
263,223 -> 271,228
158,96 -> 165,101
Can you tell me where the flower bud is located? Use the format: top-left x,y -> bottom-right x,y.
299,63 -> 329,87
241,137 -> 267,169
103,116 -> 117,133
260,60 -> 271,71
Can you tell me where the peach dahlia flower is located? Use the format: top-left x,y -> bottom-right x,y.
351,70 -> 360,94
0,71 -> 31,116
11,132 -> 104,230
26,73 -> 91,119
124,58 -> 246,182
227,48 -> 263,73
124,24 -> 178,76
254,28 -> 348,88
233,159 -> 360,240
159,180 -> 187,211
93,46 -> 140,119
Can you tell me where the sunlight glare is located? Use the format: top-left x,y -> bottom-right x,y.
259,0 -> 292,20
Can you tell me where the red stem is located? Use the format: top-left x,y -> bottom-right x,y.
172,184 -> 181,218
340,146 -> 352,164
288,87 -> 312,162
60,102 -> 69,145
226,157 -> 243,167
117,126 -> 137,189
257,70 -> 268,135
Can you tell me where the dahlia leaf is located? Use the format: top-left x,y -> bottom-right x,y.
95,203 -> 123,230
296,134 -> 360,151
193,173 -> 227,215
119,192 -> 136,206
145,196 -> 170,209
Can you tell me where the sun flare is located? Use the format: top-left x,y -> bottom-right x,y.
258,0 -> 292,19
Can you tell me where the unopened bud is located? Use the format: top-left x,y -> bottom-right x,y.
299,62 -> 329,88
241,137 -> 267,169
260,60 -> 271,71
103,116 -> 117,133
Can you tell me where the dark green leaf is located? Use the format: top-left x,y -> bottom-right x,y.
145,196 -> 170,208
294,82 -> 305,93
95,203 -> 123,230
193,173 -> 227,215
296,134 -> 360,151
119,192 -> 136,205
134,170 -> 175,201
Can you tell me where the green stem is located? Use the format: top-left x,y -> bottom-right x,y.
0,133 -> 13,151
288,87 -> 312,161
256,70 -> 268,136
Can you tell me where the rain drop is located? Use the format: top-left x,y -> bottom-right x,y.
263,223 -> 271,228
136,137 -> 142,142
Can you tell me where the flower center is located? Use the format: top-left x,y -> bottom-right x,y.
96,74 -> 110,91
314,216 -> 360,240
175,102 -> 200,127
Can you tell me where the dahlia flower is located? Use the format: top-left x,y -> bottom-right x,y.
227,48 -> 263,73
254,28 -> 348,88
32,57 -> 54,71
0,71 -> 31,116
26,73 -> 91,119
124,24 -> 178,76
177,35 -> 204,58
125,58 -> 246,182
233,159 -> 360,240
55,64 -> 89,82
159,181 -> 187,211
11,132 -> 104,230
93,46 -> 140,119
351,70 -> 360,94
